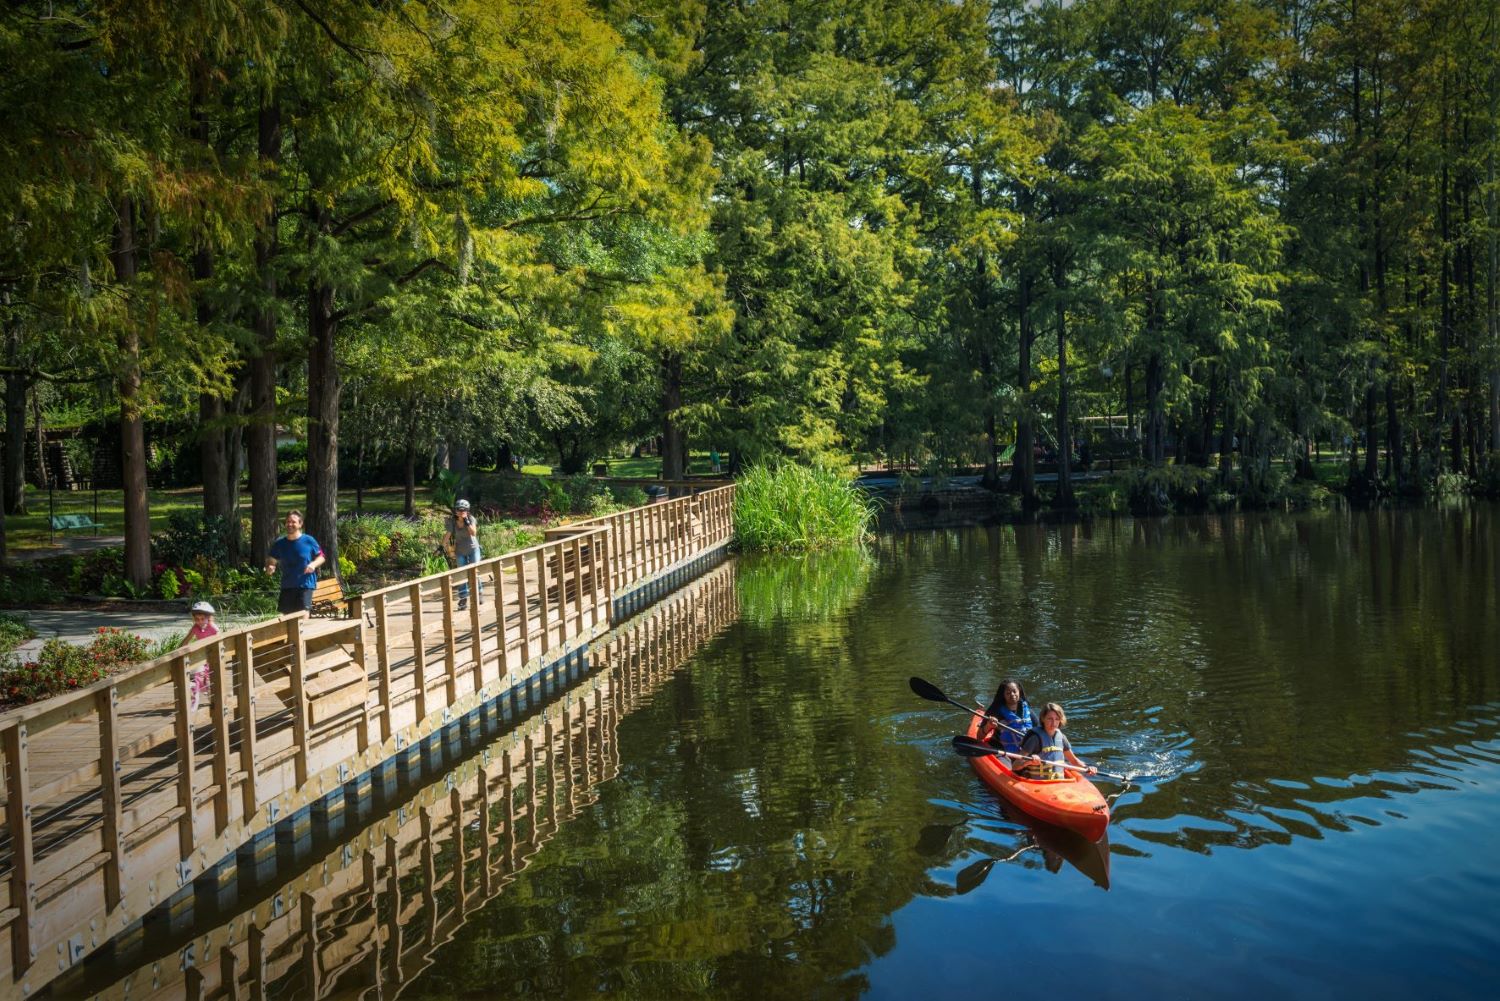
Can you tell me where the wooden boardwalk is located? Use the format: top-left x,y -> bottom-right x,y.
0,485 -> 734,996
49,558 -> 738,1001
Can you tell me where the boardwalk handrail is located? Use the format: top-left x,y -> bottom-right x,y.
0,485 -> 732,993
0,613 -> 307,732
350,524 -> 610,605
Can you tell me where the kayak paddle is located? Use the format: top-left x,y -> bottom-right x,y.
908,676 -> 990,721
952,735 -> 1132,783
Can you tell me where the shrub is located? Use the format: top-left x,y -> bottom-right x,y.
156,511 -> 238,569
0,612 -> 36,653
431,468 -> 464,510
477,519 -> 543,555
159,568 -> 182,600
1475,457 -> 1500,498
0,570 -> 61,606
1076,483 -> 1124,519
277,439 -> 308,484
71,546 -> 126,595
734,464 -> 874,552
1120,465 -> 1219,516
1434,471 -> 1470,499
0,627 -> 153,705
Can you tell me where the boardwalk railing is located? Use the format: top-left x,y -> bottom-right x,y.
547,483 -> 735,597
0,484 -> 733,993
55,559 -> 738,1001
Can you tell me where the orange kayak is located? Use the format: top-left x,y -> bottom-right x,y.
964,715 -> 1110,842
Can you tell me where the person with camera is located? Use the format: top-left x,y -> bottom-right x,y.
443,499 -> 482,609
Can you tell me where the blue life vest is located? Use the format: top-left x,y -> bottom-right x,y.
992,703 -> 1033,755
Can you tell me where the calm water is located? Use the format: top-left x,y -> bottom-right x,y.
71,506 -> 1500,999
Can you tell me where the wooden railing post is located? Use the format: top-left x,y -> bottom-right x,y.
234,633 -> 259,819
374,593 -> 393,741
441,576 -> 459,706
570,536 -> 585,638
468,564 -> 483,688
4,723 -> 35,971
588,532 -> 603,629
287,617 -> 310,786
535,548 -> 552,655
492,560 -> 509,679
94,686 -> 124,909
516,553 -> 532,666
208,641 -> 232,832
171,653 -> 197,857
410,582 -> 428,720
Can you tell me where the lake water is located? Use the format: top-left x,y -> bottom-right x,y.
64,505 -> 1500,999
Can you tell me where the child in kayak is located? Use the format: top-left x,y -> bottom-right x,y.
1017,702 -> 1097,780
980,678 -> 1033,756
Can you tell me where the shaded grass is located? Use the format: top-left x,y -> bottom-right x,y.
4,485 -> 431,554
605,452 -> 725,478
733,465 -> 874,552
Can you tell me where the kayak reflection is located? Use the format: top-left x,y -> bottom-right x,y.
964,797 -> 1112,892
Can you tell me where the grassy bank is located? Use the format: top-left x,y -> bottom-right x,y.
733,465 -> 874,552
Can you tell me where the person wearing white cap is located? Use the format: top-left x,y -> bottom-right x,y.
443,499 -> 482,609
179,600 -> 219,712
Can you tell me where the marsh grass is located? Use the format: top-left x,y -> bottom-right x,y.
733,465 -> 874,552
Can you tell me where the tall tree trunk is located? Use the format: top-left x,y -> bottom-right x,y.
3,311 -> 27,516
247,95 -> 280,563
449,441 -> 469,477
113,195 -> 152,589
1489,5 -> 1499,454
193,63 -> 232,525
1010,270 -> 1037,506
972,177 -> 1000,490
32,385 -> 47,489
402,431 -> 416,518
1145,351 -> 1166,467
1436,68 -> 1452,474
1053,257 -> 1074,509
306,270 -> 341,567
661,350 -> 686,481
1386,377 -> 1403,490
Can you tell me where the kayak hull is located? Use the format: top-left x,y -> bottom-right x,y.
964,716 -> 1110,842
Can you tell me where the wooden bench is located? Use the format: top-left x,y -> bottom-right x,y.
310,576 -> 347,618
50,513 -> 105,535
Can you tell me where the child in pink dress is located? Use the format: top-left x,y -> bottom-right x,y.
180,601 -> 219,712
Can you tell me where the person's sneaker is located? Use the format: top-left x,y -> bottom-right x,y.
458,598 -> 468,610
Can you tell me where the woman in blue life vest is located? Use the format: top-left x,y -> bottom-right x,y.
1016,702 -> 1097,780
980,678 -> 1033,756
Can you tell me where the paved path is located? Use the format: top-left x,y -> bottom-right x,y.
12,608 -> 194,660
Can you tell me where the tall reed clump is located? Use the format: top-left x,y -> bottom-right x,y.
733,464 -> 874,552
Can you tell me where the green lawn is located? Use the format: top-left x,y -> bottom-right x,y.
605,451 -> 725,478
3,484 -> 434,554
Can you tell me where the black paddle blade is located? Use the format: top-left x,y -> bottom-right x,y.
909,676 -> 947,702
951,735 -> 999,758
955,857 -> 998,895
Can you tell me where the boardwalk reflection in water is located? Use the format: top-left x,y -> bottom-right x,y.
48,561 -> 738,1001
